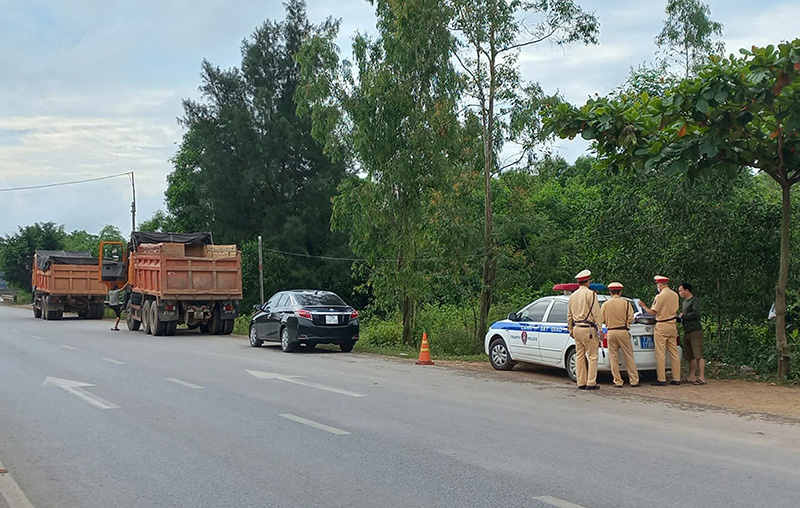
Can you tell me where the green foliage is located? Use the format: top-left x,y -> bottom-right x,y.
0,222 -> 65,288
655,0 -> 724,78
233,314 -> 250,336
297,0 -> 462,346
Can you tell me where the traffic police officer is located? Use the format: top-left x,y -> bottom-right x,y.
600,282 -> 640,387
567,269 -> 601,390
639,275 -> 681,386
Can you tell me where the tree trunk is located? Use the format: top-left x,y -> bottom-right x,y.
477,48 -> 497,346
401,291 -> 415,348
776,182 -> 791,380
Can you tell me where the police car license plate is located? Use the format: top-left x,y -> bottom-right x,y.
325,315 -> 338,324
640,336 -> 654,349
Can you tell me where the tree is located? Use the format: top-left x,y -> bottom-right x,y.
545,39 -> 800,380
166,0 -> 353,298
449,0 -> 599,343
297,0 -> 462,347
0,222 -> 65,289
655,0 -> 723,78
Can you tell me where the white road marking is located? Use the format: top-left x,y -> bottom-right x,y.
31,336 -> 44,340
0,459 -> 35,508
60,345 -> 76,350
102,358 -> 126,365
533,496 -> 587,508
166,378 -> 203,389
42,376 -> 120,410
279,414 -> 351,435
246,370 -> 366,398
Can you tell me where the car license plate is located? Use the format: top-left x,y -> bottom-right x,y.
325,315 -> 338,324
640,336 -> 654,349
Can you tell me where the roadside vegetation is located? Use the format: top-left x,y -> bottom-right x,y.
2,0 -> 799,381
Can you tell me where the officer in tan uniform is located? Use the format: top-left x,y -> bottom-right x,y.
639,275 -> 681,386
600,282 -> 640,388
567,269 -> 601,390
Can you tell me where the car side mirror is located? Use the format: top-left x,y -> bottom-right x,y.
253,304 -> 261,311
507,312 -> 518,321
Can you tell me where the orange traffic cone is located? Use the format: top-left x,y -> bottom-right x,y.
415,332 -> 435,365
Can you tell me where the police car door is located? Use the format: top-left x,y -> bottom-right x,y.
538,300 -> 570,364
512,299 -> 551,361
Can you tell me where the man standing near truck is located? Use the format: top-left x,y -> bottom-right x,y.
108,283 -> 124,331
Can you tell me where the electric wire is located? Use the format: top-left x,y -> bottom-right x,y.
0,171 -> 132,192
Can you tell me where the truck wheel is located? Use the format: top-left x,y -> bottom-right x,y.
209,304 -> 224,335
151,302 -> 166,336
199,323 -> 210,333
54,310 -> 63,320
90,302 -> 104,319
126,308 -> 141,331
142,301 -> 152,334
222,319 -> 234,335
33,305 -> 42,319
165,321 -> 178,336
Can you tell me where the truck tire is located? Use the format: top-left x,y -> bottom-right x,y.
151,301 -> 167,336
142,301 -> 152,334
33,304 -> 42,319
165,321 -> 177,336
54,310 -> 63,320
90,302 -> 104,320
199,323 -> 210,333
43,296 -> 58,321
209,304 -> 224,335
126,307 -> 141,331
222,318 -> 234,335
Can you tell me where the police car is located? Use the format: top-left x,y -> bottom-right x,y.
485,284 -> 679,381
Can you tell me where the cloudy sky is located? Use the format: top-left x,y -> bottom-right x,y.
1,0 -> 798,238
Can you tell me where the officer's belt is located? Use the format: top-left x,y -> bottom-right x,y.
656,317 -> 677,322
608,326 -> 629,330
575,323 -> 596,328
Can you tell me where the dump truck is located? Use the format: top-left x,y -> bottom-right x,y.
102,232 -> 242,336
32,250 -> 107,320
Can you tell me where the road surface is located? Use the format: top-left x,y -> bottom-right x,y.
1,305 -> 798,507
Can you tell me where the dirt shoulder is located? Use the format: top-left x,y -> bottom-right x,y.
434,359 -> 800,422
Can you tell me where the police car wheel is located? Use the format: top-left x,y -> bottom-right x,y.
489,338 -> 515,371
566,347 -> 577,381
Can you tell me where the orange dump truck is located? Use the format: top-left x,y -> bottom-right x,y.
32,250 -> 107,320
124,232 -> 242,336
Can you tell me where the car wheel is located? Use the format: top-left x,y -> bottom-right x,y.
280,327 -> 296,352
249,325 -> 263,347
199,323 -> 210,333
565,347 -> 577,382
489,338 -> 515,371
339,341 -> 354,353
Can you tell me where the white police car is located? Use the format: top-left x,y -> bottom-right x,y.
485,291 -> 679,381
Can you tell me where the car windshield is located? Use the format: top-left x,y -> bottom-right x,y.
296,292 -> 346,306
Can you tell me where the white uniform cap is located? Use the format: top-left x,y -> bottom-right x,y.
575,269 -> 591,282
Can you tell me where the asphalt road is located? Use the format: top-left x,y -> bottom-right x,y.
1,304 -> 799,508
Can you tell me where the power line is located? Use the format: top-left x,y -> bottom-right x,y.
262,246 -> 484,263
0,172 -> 133,192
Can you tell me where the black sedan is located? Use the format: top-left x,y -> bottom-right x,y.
249,290 -> 359,352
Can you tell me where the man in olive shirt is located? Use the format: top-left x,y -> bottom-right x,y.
567,269 -> 601,390
679,282 -> 705,385
600,282 -> 640,387
639,275 -> 681,386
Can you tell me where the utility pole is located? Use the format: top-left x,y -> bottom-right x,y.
258,235 -> 265,305
129,171 -> 136,233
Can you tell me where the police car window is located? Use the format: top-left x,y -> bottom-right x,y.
276,294 -> 290,308
520,300 -> 551,322
545,301 -> 568,323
